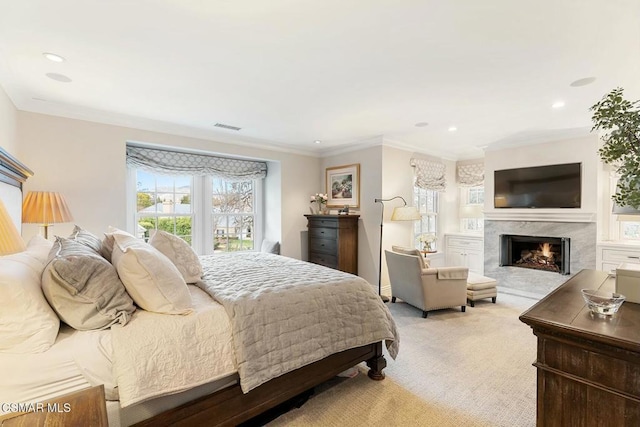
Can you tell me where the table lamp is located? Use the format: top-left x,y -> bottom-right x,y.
22,191 -> 73,239
0,198 -> 26,255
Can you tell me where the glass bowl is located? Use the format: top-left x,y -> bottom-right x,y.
580,289 -> 626,316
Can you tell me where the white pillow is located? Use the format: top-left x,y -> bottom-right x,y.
148,230 -> 203,283
0,236 -> 60,353
108,229 -> 192,315
101,226 -> 135,262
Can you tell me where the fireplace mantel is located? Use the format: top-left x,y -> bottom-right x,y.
484,210 -> 597,223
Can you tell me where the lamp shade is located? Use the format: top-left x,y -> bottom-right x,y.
390,206 -> 421,221
460,205 -> 484,218
0,199 -> 26,255
22,191 -> 73,225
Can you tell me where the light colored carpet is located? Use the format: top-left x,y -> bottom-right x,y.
269,292 -> 538,426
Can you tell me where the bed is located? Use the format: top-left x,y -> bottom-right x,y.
0,148 -> 399,426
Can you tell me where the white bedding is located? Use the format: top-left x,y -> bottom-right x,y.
197,252 -> 400,393
0,326 -> 94,413
111,285 -> 237,408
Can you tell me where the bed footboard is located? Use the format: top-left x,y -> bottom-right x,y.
133,342 -> 386,427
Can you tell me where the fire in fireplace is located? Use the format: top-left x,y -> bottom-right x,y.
499,234 -> 570,275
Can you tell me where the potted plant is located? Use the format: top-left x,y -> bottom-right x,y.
590,88 -> 640,208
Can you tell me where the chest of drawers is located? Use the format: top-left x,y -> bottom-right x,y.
305,214 -> 359,274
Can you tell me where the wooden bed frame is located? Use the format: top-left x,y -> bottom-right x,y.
0,147 -> 390,426
134,342 -> 387,426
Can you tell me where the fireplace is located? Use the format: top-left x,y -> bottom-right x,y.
499,234 -> 570,275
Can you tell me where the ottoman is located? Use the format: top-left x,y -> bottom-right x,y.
467,272 -> 497,307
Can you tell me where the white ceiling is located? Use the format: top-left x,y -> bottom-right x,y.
0,0 -> 639,159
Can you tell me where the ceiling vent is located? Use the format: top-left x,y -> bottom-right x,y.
214,122 -> 241,131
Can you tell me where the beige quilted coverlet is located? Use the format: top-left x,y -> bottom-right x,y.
197,252 -> 399,393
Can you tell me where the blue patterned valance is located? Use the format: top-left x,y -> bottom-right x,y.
126,145 -> 267,181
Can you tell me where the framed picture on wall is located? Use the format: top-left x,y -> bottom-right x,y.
326,163 -> 360,208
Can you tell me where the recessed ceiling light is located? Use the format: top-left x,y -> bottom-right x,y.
448,126 -> 457,132
570,77 -> 596,87
414,122 -> 429,127
43,52 -> 65,63
552,101 -> 565,109
45,73 -> 72,83
314,140 -> 321,144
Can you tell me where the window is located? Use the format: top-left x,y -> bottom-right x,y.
132,171 -> 261,254
212,178 -> 256,252
136,171 -> 193,244
460,186 -> 484,234
413,186 -> 438,250
620,221 -> 640,240
609,175 -> 640,241
127,145 -> 267,254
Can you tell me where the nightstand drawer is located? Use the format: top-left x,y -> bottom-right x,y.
602,249 -> 640,264
309,252 -> 338,268
310,237 -> 337,255
309,227 -> 338,240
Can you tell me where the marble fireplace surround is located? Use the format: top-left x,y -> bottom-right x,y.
484,219 -> 597,297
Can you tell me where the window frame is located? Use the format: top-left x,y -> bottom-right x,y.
608,174 -> 640,241
127,169 -> 263,255
459,185 -> 484,234
413,186 -> 439,251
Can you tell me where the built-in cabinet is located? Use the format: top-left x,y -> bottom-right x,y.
596,241 -> 640,273
445,233 -> 484,275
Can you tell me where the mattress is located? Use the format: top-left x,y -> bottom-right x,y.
0,326 -> 94,413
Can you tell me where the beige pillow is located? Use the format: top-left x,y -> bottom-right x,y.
391,245 -> 428,269
0,236 -> 59,353
109,230 -> 192,314
42,237 -> 136,330
148,230 -> 203,283
68,225 -> 103,255
101,226 -> 134,262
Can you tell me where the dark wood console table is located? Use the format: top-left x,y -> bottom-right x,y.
519,269 -> 640,426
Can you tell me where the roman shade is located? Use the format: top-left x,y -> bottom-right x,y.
410,158 -> 446,191
126,145 -> 267,180
457,162 -> 484,187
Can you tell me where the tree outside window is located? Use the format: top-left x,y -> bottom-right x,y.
212,179 -> 255,252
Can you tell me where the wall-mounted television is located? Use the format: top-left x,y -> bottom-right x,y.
494,162 -> 581,209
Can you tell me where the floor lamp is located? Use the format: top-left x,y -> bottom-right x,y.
374,196 -> 421,302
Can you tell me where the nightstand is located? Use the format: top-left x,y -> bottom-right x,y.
0,385 -> 108,426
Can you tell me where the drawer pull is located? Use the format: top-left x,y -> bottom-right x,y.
627,256 -> 640,260
320,231 -> 325,234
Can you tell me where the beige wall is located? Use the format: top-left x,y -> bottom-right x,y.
0,85 -> 18,157
320,143 -> 459,293
16,111 -> 321,259
484,135 -> 600,214
321,145 -> 383,288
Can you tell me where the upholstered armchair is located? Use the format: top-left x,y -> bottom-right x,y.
385,247 -> 468,318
